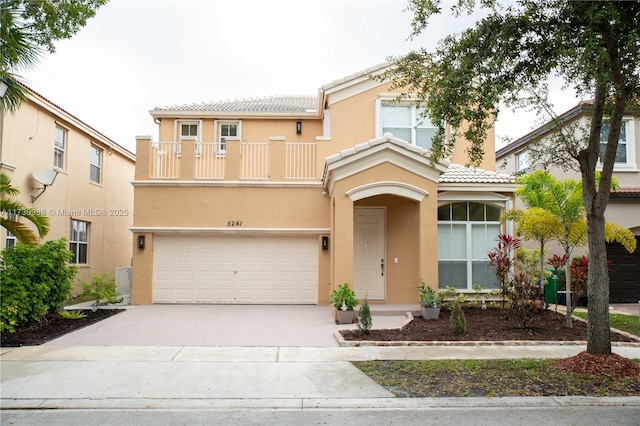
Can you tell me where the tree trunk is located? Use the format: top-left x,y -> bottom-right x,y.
539,241 -> 545,298
563,252 -> 572,328
585,209 -> 612,354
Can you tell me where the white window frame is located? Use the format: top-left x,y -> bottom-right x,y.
598,117 -> 637,171
214,120 -> 241,155
375,98 -> 438,150
54,125 -> 67,170
516,150 -> 530,173
174,120 -> 202,155
69,219 -> 89,264
437,200 -> 505,291
90,145 -> 102,184
5,213 -> 17,248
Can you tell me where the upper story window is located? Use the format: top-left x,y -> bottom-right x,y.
69,219 -> 89,264
181,123 -> 199,139
215,120 -> 241,154
516,150 -> 529,173
380,103 -> 438,150
174,120 -> 202,155
90,145 -> 102,183
54,125 -> 67,170
599,119 -> 637,170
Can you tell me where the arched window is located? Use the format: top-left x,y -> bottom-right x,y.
437,202 -> 502,290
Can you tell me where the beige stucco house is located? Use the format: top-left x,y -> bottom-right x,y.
132,64 -> 517,305
0,85 -> 136,287
496,101 -> 640,302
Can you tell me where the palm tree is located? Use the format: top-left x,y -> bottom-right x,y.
506,170 -> 635,328
0,0 -> 42,113
1,172 -> 49,246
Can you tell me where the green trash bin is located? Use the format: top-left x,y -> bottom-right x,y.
544,269 -> 565,304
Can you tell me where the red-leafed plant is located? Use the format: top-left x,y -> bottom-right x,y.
570,256 -> 589,307
488,234 -> 522,308
547,254 -> 566,271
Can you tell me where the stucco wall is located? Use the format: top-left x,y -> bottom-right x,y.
0,96 -> 135,290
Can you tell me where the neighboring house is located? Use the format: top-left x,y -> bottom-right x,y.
496,102 -> 640,302
131,64 -> 517,305
0,85 -> 136,287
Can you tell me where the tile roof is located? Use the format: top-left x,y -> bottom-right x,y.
439,164 -> 517,184
610,187 -> 640,199
153,95 -> 318,113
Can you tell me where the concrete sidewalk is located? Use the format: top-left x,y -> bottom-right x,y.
2,344 -> 639,410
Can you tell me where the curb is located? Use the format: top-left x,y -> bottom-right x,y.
3,396 -> 640,410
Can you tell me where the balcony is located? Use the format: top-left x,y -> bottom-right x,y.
138,138 -> 321,182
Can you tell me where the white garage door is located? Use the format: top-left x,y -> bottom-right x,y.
153,234 -> 318,304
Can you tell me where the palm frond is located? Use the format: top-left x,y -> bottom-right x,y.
0,217 -> 39,247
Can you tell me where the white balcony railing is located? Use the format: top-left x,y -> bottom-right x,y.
195,142 -> 225,179
286,142 -> 317,179
146,140 -> 318,180
241,142 -> 270,180
150,142 -> 180,178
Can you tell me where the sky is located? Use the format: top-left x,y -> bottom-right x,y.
21,0 -> 582,154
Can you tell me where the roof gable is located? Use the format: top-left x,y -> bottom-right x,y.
322,133 -> 450,194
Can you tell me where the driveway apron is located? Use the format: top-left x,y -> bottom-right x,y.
43,304 -> 412,347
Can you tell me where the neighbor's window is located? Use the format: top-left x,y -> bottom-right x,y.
516,150 -> 530,172
380,104 -> 438,150
437,202 -> 502,290
70,219 -> 89,264
5,213 -> 17,248
599,121 -> 628,164
90,145 -> 102,183
54,126 -> 67,170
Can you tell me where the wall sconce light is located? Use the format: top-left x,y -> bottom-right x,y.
138,235 -> 145,249
296,121 -> 302,135
322,236 -> 329,250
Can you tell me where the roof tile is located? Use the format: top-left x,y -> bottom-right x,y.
153,95 -> 317,113
439,164 -> 516,184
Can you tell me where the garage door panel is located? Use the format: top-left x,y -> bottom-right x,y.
153,235 -> 318,304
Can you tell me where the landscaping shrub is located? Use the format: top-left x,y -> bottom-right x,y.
450,300 -> 466,334
1,239 -> 77,333
357,297 -> 372,335
506,272 -> 545,329
80,273 -> 120,306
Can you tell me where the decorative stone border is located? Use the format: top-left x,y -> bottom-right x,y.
334,311 -> 640,347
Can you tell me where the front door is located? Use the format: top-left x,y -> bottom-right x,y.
354,207 -> 385,300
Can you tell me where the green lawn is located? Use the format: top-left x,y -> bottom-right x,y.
353,358 -> 640,398
572,311 -> 639,336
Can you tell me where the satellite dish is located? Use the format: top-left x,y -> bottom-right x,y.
32,169 -> 59,186
31,169 -> 59,202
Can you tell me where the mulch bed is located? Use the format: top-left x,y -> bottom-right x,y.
1,309 -> 124,347
554,352 -> 640,378
340,306 -> 638,343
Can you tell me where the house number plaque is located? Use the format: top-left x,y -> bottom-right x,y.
227,220 -> 243,227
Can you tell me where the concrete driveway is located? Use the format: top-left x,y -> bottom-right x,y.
46,304 -> 414,347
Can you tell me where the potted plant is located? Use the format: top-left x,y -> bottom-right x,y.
330,283 -> 359,324
418,280 -> 441,320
